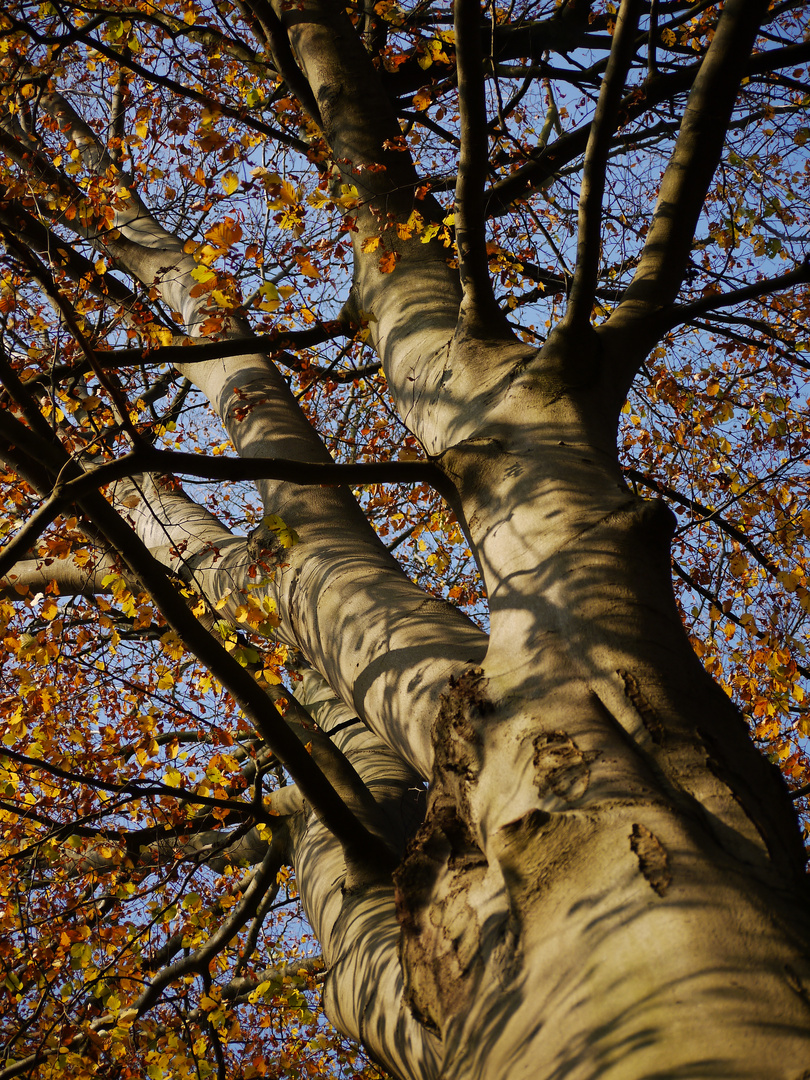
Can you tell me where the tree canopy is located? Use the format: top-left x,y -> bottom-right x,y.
0,0 -> 809,1078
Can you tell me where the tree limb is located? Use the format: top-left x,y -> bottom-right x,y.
0,415 -> 395,870
0,444 -> 455,582
565,0 -> 642,334
453,0 -> 510,336
607,0 -> 771,329
662,261 -> 810,328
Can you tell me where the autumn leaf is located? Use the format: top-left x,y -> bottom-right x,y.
296,256 -> 321,279
221,171 -> 240,195
413,87 -> 431,111
256,280 -> 280,311
379,250 -> 400,274
262,514 -> 300,548
190,264 -> 216,284
205,218 -> 243,250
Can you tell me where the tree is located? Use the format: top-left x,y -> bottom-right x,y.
1,0 -> 809,1075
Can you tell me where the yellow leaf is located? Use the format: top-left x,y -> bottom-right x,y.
212,289 -> 238,309
41,598 -> 59,620
362,236 -> 381,253
413,88 -> 431,111
262,513 -> 300,548
256,280 -> 279,312
297,257 -> 320,279
163,765 -> 183,787
337,183 -> 360,209
94,258 -> 106,275
190,264 -> 216,284
221,171 -> 240,195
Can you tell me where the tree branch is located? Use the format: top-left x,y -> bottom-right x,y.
238,0 -> 323,123
85,324 -> 348,371
486,41 -> 810,216
662,260 -> 810,328
626,467 -> 782,579
6,11 -> 308,153
0,444 -> 455,582
133,829 -> 287,1018
608,0 -> 771,326
453,0 -> 510,336
671,557 -> 810,682
565,0 -> 642,333
0,416 -> 395,870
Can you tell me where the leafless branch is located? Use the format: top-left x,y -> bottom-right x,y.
453,0 -> 510,336
610,0 -> 771,324
565,0 -> 642,333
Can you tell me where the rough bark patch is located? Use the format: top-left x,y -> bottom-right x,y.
533,731 -> 589,802
392,668 -> 492,1033
618,669 -> 664,745
393,803 -> 487,1034
629,823 -> 671,896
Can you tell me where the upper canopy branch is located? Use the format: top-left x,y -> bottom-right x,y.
661,260 -> 810,328
486,40 -> 810,217
453,0 -> 511,338
606,0 -> 771,328
565,0 -> 642,333
4,6 -> 309,153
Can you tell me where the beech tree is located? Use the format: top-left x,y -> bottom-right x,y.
1,0 -> 810,1076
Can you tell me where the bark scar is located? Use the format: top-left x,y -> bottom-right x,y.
630,823 -> 671,896
533,731 -> 589,802
618,669 -> 665,745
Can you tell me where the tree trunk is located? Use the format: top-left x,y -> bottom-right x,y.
62,138 -> 810,1080
290,333 -> 810,1079
2,2 -> 809,1075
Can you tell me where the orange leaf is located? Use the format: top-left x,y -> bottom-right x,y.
379,251 -> 400,274
205,217 -> 243,250
296,256 -> 321,279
